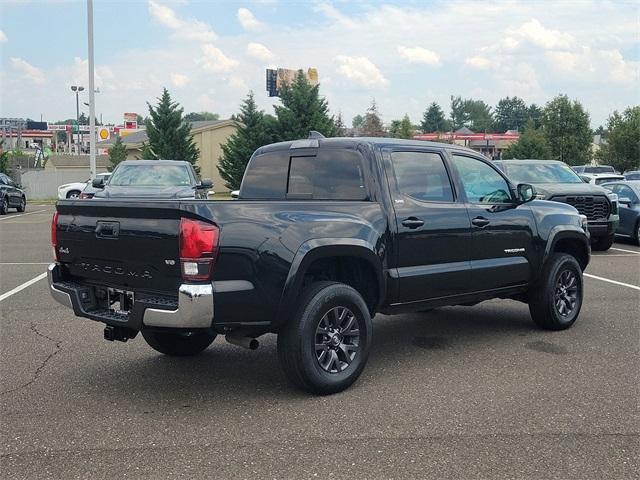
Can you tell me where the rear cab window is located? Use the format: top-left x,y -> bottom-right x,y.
240,148 -> 368,200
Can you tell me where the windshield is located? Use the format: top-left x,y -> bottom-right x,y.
109,164 -> 192,187
502,162 -> 584,184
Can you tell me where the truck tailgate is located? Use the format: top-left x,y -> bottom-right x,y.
56,200 -> 188,293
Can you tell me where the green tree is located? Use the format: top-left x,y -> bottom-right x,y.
107,135 -> 127,171
502,120 -> 552,159
0,141 -> 9,174
218,92 -> 276,190
464,99 -> 494,132
494,97 -> 528,132
274,71 -> 337,140
360,100 -> 386,137
421,102 -> 449,132
599,106 -> 640,173
142,88 -> 200,169
185,111 -> 220,122
352,114 -> 364,130
542,94 -> 592,165
527,104 -> 543,129
450,96 -> 466,130
389,114 -> 414,139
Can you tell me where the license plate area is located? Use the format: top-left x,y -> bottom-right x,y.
107,288 -> 135,315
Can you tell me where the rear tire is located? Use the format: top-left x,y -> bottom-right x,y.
66,190 -> 81,199
17,196 -> 25,212
0,196 -> 7,215
591,234 -> 615,251
277,281 -> 372,395
142,330 -> 216,356
635,222 -> 640,246
528,253 -> 583,331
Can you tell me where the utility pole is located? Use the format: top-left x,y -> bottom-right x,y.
71,85 -> 84,154
87,0 -> 96,178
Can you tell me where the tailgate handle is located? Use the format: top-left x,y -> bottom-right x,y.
96,221 -> 120,238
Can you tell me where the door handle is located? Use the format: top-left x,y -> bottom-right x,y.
471,216 -> 490,228
402,217 -> 424,229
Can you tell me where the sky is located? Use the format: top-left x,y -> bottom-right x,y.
1,0 -> 638,129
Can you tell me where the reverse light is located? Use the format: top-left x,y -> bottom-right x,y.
51,211 -> 59,261
179,218 -> 219,281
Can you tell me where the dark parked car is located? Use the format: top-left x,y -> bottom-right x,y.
91,160 -> 212,199
495,159 -> 619,251
602,180 -> 640,244
0,173 -> 26,214
49,137 -> 591,394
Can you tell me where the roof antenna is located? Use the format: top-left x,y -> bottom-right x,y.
308,131 -> 325,139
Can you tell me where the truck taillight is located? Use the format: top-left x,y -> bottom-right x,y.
51,211 -> 59,261
179,218 -> 219,281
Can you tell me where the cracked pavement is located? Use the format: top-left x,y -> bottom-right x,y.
0,205 -> 638,479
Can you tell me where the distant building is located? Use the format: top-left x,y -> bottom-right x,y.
414,128 -> 520,159
97,119 -> 238,192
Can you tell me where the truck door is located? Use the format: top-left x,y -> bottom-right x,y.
449,153 -> 537,291
384,149 -> 472,303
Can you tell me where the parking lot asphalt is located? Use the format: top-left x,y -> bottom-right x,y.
1,205 -> 638,479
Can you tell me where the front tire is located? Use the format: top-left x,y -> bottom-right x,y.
17,196 -> 25,212
277,281 -> 372,395
142,330 -> 216,356
0,196 -> 7,215
66,190 -> 81,199
591,233 -> 615,251
528,253 -> 583,331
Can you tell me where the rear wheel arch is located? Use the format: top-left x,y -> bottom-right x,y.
278,242 -> 384,327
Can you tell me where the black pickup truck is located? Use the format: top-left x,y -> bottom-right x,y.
49,137 -> 591,394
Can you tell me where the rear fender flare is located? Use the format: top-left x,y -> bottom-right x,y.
275,238 -> 384,330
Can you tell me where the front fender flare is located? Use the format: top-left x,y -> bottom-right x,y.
543,225 -> 591,270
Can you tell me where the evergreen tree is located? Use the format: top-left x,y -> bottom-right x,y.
274,71 -> 337,140
450,96 -> 466,130
421,102 -> 449,132
502,119 -> 552,159
599,106 -> 640,173
360,100 -> 386,137
334,112 -> 347,136
527,104 -> 543,129
107,135 -> 127,171
389,114 -> 414,139
463,99 -> 494,132
542,94 -> 592,165
494,96 -> 528,132
143,88 -> 200,169
218,92 -> 276,190
352,114 -> 365,130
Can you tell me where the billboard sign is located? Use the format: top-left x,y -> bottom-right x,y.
266,68 -> 318,97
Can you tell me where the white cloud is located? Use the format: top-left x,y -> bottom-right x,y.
397,46 -> 440,66
237,8 -> 263,32
313,3 -> 356,28
148,0 -> 216,42
465,56 -> 491,70
246,42 -> 274,62
11,58 -> 45,84
170,73 -> 189,87
198,44 -> 239,73
546,47 -> 638,84
508,18 -> 575,50
335,55 -> 388,87
229,76 -> 249,91
0,30 -> 7,43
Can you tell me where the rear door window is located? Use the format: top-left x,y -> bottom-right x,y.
390,151 -> 454,202
240,152 -> 289,199
287,150 -> 366,200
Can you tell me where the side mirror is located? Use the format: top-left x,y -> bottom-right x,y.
199,179 -> 213,189
618,197 -> 632,206
517,183 -> 536,203
92,177 -> 104,188
230,190 -> 240,199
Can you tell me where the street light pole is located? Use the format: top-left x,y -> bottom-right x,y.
87,0 -> 96,178
70,85 -> 84,155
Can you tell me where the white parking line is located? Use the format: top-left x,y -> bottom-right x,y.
610,247 -> 640,255
584,273 -> 640,291
591,254 -> 640,257
0,209 -> 49,221
0,262 -> 50,265
0,272 -> 47,302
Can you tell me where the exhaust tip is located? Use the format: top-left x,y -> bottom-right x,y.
226,334 -> 259,350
